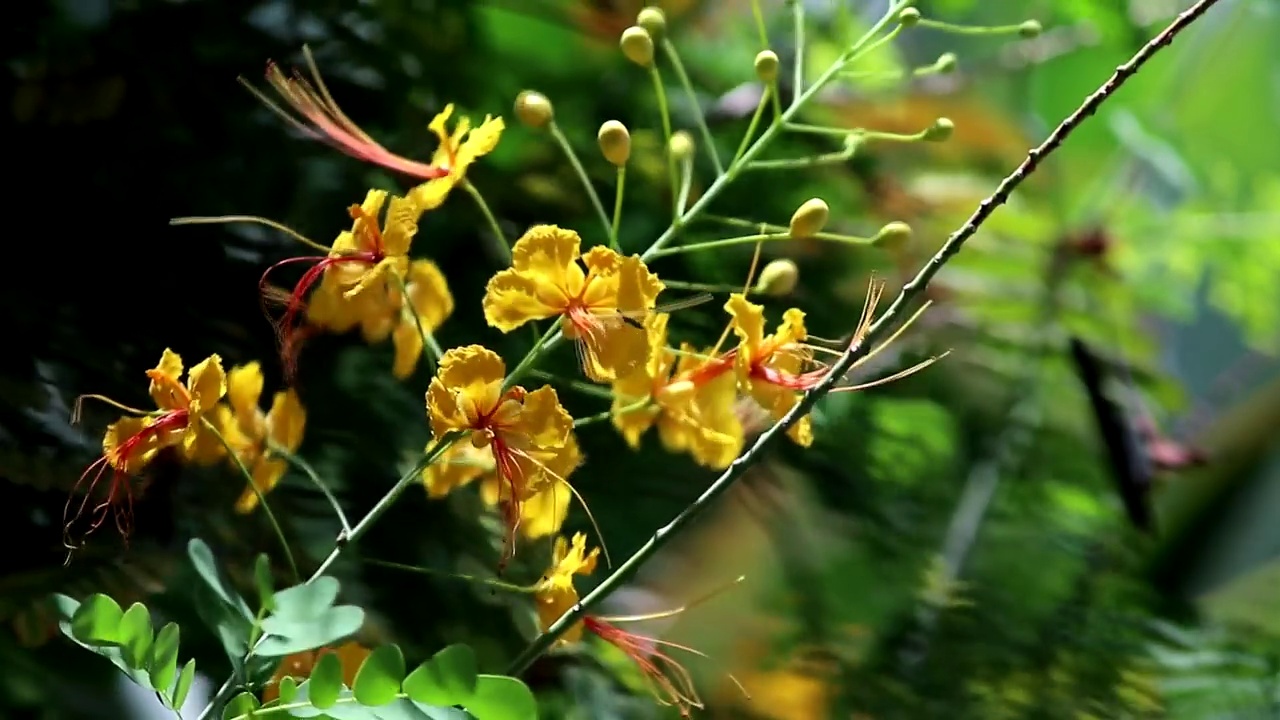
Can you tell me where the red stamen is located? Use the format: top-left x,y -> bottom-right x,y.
258,252 -> 379,381
683,355 -> 735,388
63,410 -> 189,557
490,435 -> 525,572
263,62 -> 450,182
585,617 -> 704,717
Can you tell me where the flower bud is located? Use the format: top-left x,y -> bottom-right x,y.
754,50 -> 779,83
874,221 -> 913,252
668,130 -> 694,162
514,90 -> 553,129
897,7 -> 921,26
620,26 -> 655,67
789,198 -> 829,239
922,117 -> 954,142
637,6 -> 666,39
936,52 -> 957,73
598,120 -> 632,166
754,259 -> 800,297
1018,19 -> 1043,38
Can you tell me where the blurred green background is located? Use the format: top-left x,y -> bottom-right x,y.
4,0 -> 1280,717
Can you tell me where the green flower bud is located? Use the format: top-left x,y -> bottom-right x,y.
598,120 -> 632,166
754,259 -> 800,297
514,90 -> 553,129
923,117 -> 954,142
936,52 -> 957,74
789,198 -> 829,239
754,50 -> 780,84
669,130 -> 694,162
620,26 -> 655,67
637,7 -> 666,39
874,221 -> 913,252
1019,20 -> 1043,38
897,7 -> 921,26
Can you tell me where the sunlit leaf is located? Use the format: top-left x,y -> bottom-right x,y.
173,658 -> 197,710
309,651 -> 344,710
352,644 -> 406,706
117,602 -> 154,668
465,675 -> 538,720
70,594 -> 124,646
403,644 -> 479,706
148,622 -> 181,695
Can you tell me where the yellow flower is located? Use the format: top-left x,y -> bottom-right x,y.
480,434 -> 579,540
610,314 -> 744,468
262,190 -> 419,379
724,295 -> 813,447
408,104 -> 505,212
423,436 -> 578,541
223,362 -> 307,514
426,345 -> 574,563
67,349 -> 226,550
145,349 -> 228,453
324,190 -> 419,300
306,257 -> 454,380
482,225 -> 663,382
391,259 -> 455,379
534,533 -> 600,644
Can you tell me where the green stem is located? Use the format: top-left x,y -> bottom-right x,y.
675,154 -> 694,217
703,214 -> 876,244
661,38 -> 723,176
366,558 -> 535,593
790,0 -> 804,109
917,18 -> 1030,35
744,140 -> 859,171
267,441 -> 352,536
504,324 -> 562,392
732,86 -> 770,166
611,166 -> 626,243
202,417 -> 299,583
648,229 -> 874,259
529,370 -> 615,400
750,0 -> 769,48
649,65 -> 679,222
309,431 -> 463,578
389,271 -> 444,367
661,278 -> 754,294
642,0 -> 909,261
550,120 -> 616,249
462,180 -> 511,261
573,398 -> 649,429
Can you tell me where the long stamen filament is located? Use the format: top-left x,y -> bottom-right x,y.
170,216 -> 332,254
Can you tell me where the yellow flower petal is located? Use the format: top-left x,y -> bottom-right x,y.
513,386 -> 573,450
392,321 -> 423,380
422,442 -> 493,498
511,225 -> 585,297
266,390 -> 306,451
380,195 -> 419,257
408,259 -> 454,323
227,362 -> 265,419
456,115 -> 504,171
185,355 -> 227,417
183,404 -> 233,466
482,270 -> 562,332
103,416 -> 160,474
236,457 -> 288,514
148,348 -> 186,411
426,345 -> 505,437
519,480 -> 572,539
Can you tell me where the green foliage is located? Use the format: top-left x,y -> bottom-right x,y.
217,643 -> 530,720
54,593 -> 196,713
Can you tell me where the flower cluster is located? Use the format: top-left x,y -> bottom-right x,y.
70,6 -> 954,712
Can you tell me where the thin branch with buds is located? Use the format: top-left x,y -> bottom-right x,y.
506,0 -> 1226,676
